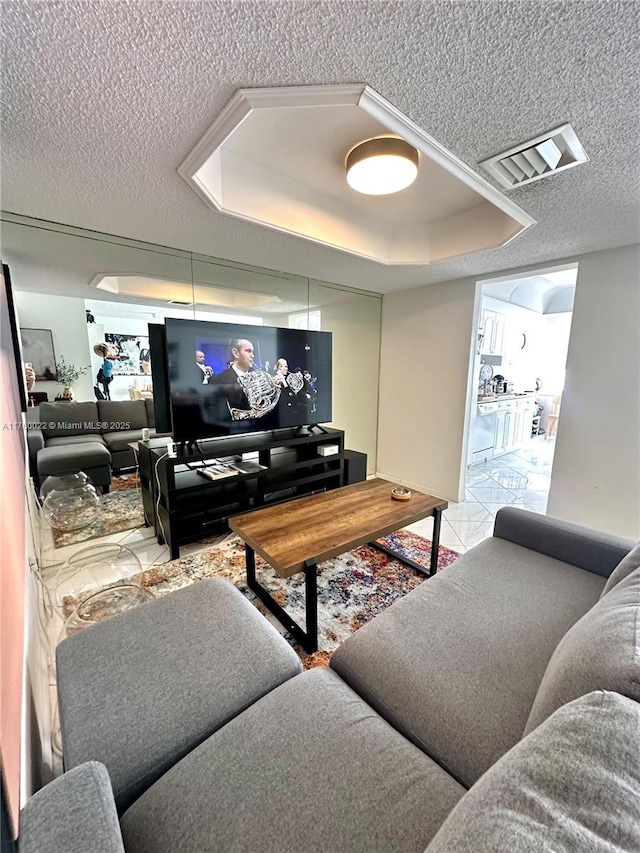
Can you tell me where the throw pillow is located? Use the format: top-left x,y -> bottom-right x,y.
426,691 -> 640,853
601,540 -> 640,597
523,562 -> 640,735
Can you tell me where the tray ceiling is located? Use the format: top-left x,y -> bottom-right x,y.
178,84 -> 534,264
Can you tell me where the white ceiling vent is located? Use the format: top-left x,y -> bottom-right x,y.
480,123 -> 589,190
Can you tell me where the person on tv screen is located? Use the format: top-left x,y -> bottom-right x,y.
214,338 -> 279,421
303,370 -> 317,392
270,357 -> 317,422
273,357 -> 295,411
273,357 -> 289,386
195,349 -> 214,385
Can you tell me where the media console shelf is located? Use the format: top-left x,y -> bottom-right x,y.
138,427 -> 345,559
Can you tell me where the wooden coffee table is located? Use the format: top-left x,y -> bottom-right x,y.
229,478 -> 448,653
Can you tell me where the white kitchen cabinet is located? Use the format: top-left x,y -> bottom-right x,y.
494,410 -> 508,453
492,397 -> 536,458
481,308 -> 507,355
507,410 -> 522,450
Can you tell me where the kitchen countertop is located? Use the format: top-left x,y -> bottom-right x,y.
477,393 -> 536,403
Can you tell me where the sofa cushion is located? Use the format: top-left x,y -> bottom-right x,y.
18,761 -> 125,853
97,399 -> 148,431
102,429 -> 148,454
330,536 -> 605,787
45,435 -> 108,448
524,563 -> 640,734
120,668 -> 466,853
427,691 -> 640,853
56,578 -> 302,813
40,401 -> 101,437
37,442 -> 111,477
601,540 -> 640,596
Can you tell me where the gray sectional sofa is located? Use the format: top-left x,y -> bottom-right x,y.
27,399 -> 162,490
18,508 -> 640,851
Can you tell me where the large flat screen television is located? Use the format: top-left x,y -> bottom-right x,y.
165,318 -> 332,442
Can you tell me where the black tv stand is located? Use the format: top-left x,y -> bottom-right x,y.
299,424 -> 329,435
138,427 -> 346,559
178,440 -> 199,455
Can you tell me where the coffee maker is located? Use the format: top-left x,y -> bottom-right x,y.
494,374 -> 506,394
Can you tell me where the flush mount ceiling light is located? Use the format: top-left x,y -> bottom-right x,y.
346,137 -> 419,195
179,84 -> 536,265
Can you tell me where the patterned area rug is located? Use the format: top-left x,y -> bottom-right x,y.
140,530 -> 461,669
53,474 -> 144,548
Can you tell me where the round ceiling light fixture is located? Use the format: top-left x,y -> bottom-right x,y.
346,136 -> 419,195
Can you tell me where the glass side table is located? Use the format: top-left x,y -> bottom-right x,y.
52,542 -> 149,620
40,472 -> 100,531
63,584 -> 155,637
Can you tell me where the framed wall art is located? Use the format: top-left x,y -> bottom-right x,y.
20,327 -> 57,381
105,333 -> 150,376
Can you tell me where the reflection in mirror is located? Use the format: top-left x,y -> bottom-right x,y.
1,213 -> 380,468
191,255 -> 310,326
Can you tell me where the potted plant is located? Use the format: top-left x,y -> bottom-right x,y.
54,356 -> 89,401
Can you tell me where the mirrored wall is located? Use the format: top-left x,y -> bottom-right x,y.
1,213 -> 381,468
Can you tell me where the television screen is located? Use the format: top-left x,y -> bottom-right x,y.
165,318 -> 332,441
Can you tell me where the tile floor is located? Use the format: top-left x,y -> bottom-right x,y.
405,436 -> 555,553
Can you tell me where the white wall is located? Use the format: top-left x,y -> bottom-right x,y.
378,243 -> 640,537
377,278 -> 476,501
538,313 -> 572,396
547,244 -> 640,538
14,293 -> 93,401
319,294 -> 381,471
536,312 -> 572,433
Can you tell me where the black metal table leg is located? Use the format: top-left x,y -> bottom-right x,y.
369,541 -> 432,577
245,544 -> 318,653
369,506 -> 444,579
429,505 -> 443,578
304,558 -> 318,652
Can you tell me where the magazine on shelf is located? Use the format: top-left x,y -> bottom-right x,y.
228,460 -> 267,474
196,467 -> 239,482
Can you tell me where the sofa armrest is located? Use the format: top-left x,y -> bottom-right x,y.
493,507 -> 634,578
18,762 -> 124,853
27,428 -> 44,457
26,428 -> 44,480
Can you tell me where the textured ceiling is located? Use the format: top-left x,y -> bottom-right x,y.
1,0 -> 639,294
